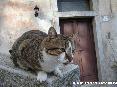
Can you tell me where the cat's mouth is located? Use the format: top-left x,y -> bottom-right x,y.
45,48 -> 73,64
47,48 -> 65,52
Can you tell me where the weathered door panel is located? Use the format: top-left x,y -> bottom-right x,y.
61,21 -> 74,36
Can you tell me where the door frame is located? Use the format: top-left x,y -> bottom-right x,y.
58,17 -> 104,81
50,0 -> 105,81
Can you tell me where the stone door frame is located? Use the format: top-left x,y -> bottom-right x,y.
50,0 -> 104,81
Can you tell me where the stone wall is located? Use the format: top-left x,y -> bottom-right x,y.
98,0 -> 117,81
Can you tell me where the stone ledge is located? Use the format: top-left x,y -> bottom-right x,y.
0,53 -> 80,87
57,11 -> 97,18
0,65 -> 80,87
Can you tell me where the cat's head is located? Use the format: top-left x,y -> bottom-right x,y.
41,27 -> 74,62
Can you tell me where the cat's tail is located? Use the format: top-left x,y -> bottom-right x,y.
9,49 -> 12,54
9,49 -> 19,67
9,49 -> 15,61
9,49 -> 14,59
9,49 -> 15,58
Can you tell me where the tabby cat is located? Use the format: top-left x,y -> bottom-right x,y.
9,27 -> 74,82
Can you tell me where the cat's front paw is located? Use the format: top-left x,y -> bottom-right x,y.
37,71 -> 47,82
55,72 -> 63,78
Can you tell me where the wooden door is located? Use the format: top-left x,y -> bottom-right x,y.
60,19 -> 98,81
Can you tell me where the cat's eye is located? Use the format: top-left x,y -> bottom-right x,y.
60,48 -> 65,52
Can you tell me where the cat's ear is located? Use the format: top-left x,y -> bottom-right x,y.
48,27 -> 57,37
67,33 -> 78,39
64,34 -> 74,39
